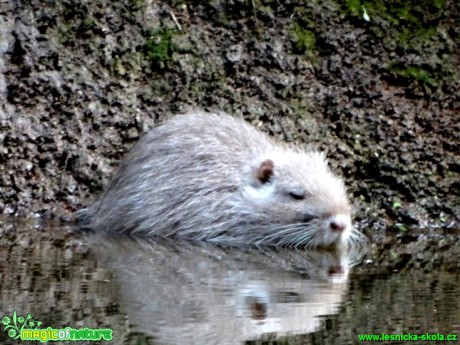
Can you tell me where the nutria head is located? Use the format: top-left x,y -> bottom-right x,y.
241,150 -> 355,248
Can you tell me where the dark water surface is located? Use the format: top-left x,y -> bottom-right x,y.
0,221 -> 459,345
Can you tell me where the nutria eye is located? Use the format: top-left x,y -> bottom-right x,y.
302,214 -> 316,223
289,191 -> 305,200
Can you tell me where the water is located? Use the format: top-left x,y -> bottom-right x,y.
0,221 -> 458,345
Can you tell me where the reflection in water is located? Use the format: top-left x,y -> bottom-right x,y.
1,221 -> 458,345
90,234 -> 356,344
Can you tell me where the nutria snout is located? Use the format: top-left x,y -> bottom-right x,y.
80,111 -> 362,248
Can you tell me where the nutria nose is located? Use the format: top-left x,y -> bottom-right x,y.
330,221 -> 347,232
328,265 -> 344,275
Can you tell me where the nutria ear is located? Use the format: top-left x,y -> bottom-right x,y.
255,159 -> 274,184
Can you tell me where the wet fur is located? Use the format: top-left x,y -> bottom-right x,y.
81,111 -> 362,248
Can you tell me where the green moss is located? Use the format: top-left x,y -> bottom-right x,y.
338,0 -> 451,94
389,63 -> 438,93
82,16 -> 95,29
291,24 -> 316,56
129,0 -> 146,11
112,57 -> 126,76
56,26 -> 73,45
145,29 -> 179,65
345,0 -> 363,16
341,0 -> 447,36
108,51 -> 144,78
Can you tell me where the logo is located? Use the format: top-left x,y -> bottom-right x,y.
2,311 -> 113,342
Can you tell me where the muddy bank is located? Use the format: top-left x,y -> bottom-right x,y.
0,1 -> 458,266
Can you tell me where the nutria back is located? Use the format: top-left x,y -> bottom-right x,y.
81,111 -> 360,248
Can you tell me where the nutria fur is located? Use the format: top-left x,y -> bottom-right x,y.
81,111 -> 360,248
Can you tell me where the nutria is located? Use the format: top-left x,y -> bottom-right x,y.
81,111 -> 360,248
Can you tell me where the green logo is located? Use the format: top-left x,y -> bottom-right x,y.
2,311 -> 42,340
2,311 -> 113,342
